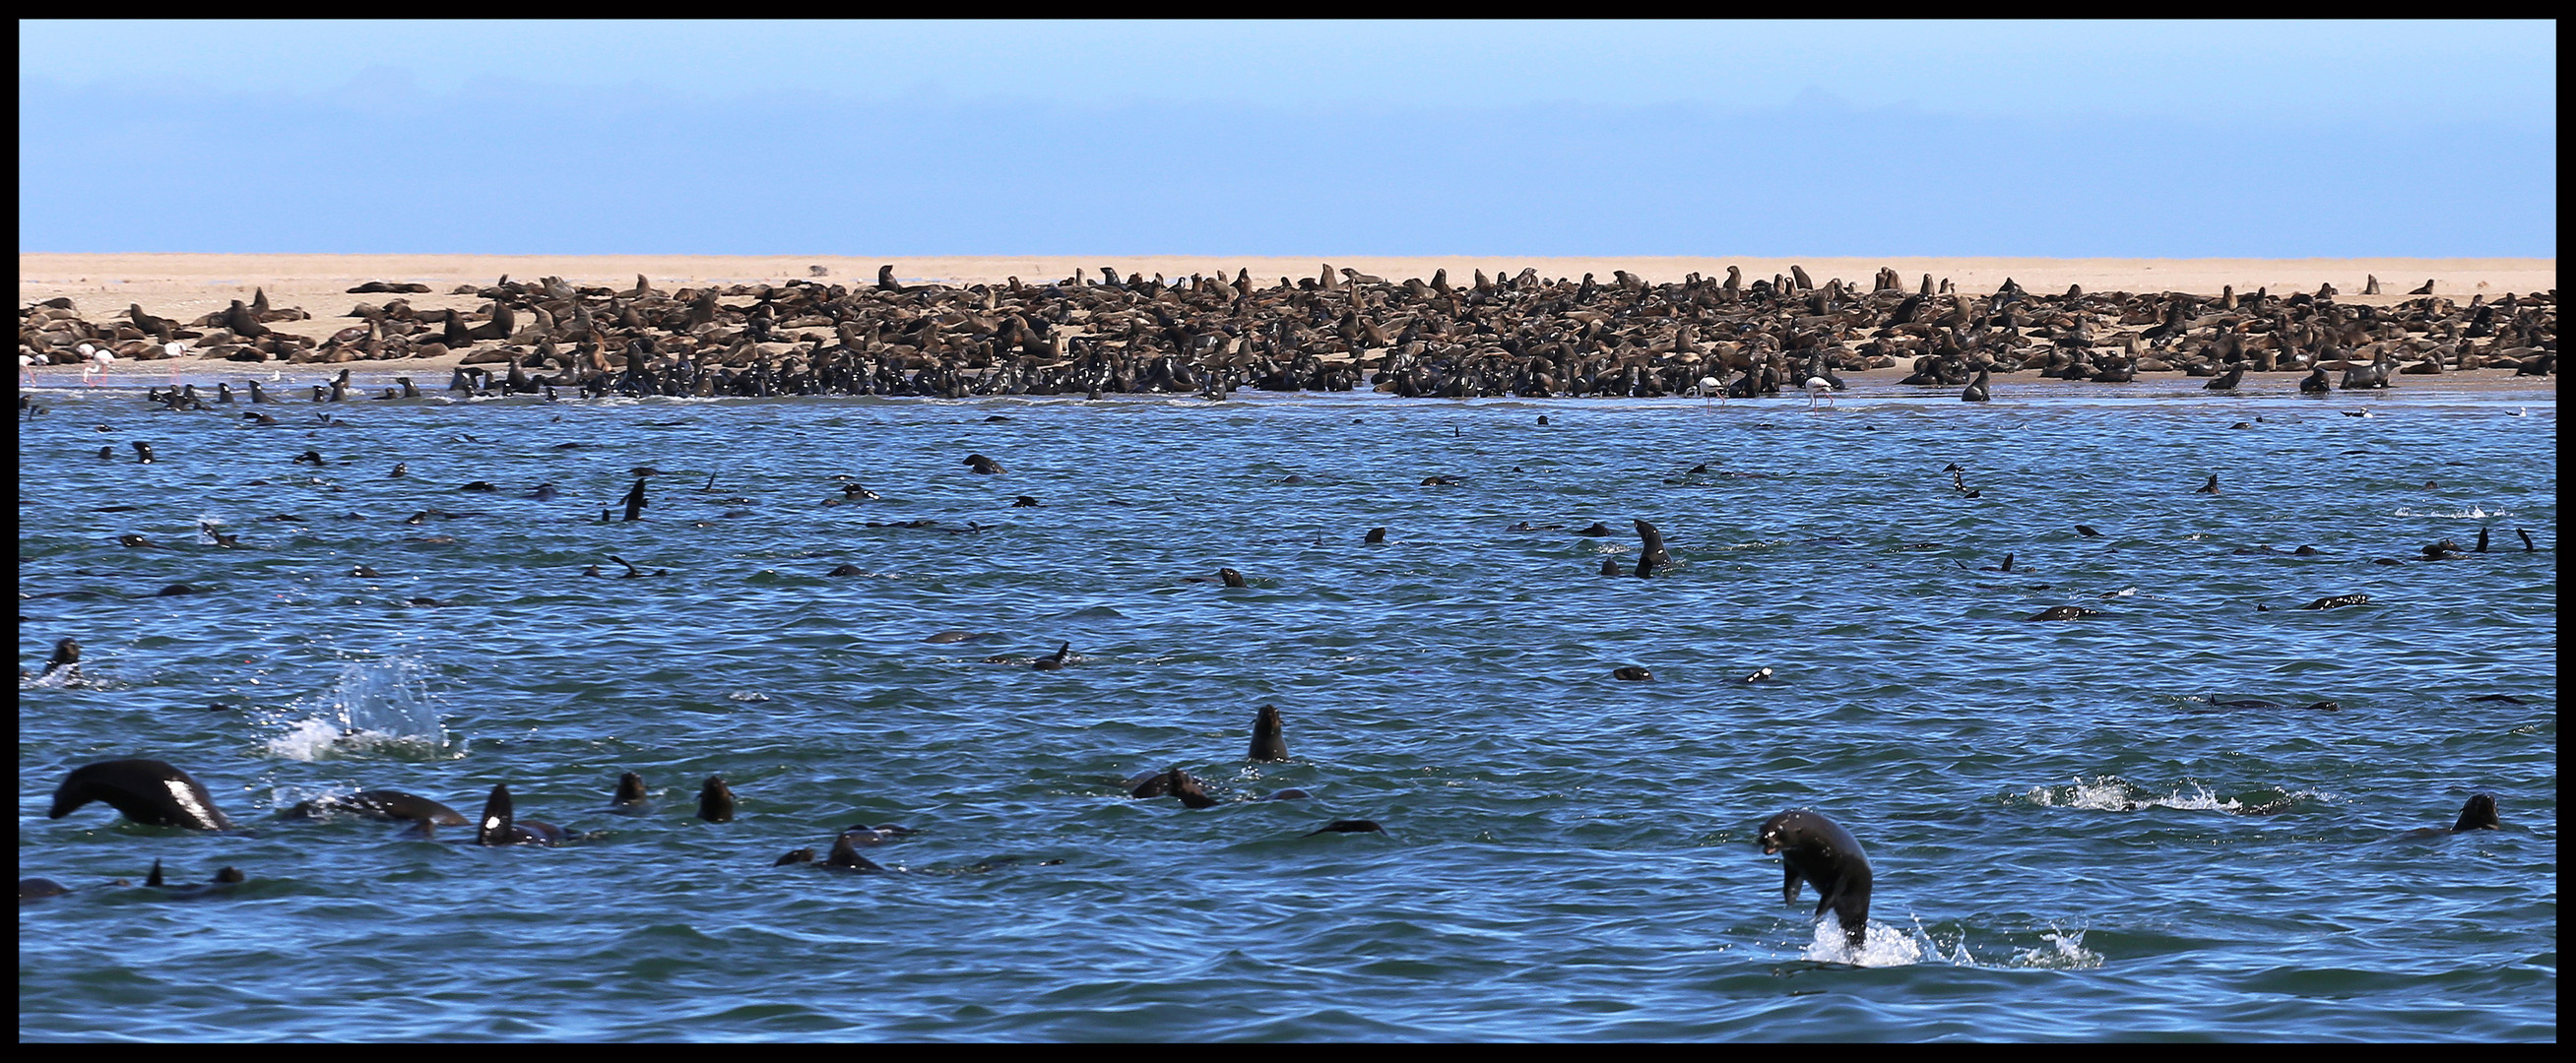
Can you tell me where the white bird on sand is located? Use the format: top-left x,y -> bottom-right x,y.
1805,375 -> 1835,410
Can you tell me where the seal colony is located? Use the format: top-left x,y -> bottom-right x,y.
19,264 -> 2554,399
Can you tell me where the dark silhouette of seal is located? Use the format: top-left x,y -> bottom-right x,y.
142,860 -> 247,900
964,454 -> 1005,474
48,759 -> 233,830
1760,808 -> 1875,948
1031,642 -> 1072,670
1249,706 -> 1289,761
822,832 -> 886,872
608,772 -> 650,813
697,776 -> 737,822
2300,594 -> 2369,610
1613,665 -> 1653,681
1741,667 -> 1775,684
621,476 -> 648,522
475,783 -> 566,846
20,877 -> 73,901
1219,568 -> 1248,588
1364,527 -> 1386,543
284,789 -> 465,826
1634,519 -> 1671,578
37,638 -> 80,681
1306,819 -> 1385,836
2450,793 -> 2500,831
2027,605 -> 2100,621
2194,474 -> 2220,494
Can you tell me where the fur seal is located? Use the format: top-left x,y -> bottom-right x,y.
20,877 -> 74,901
608,772 -> 650,812
2449,793 -> 2500,831
1249,706 -> 1289,761
1634,519 -> 1671,578
1364,527 -> 1386,543
2194,474 -> 2220,494
142,860 -> 248,900
1612,665 -> 1653,681
37,638 -> 80,681
2300,594 -> 2369,610
2027,605 -> 2100,621
1030,642 -> 1072,670
284,789 -> 466,825
48,759 -> 233,830
1759,808 -> 1874,948
1306,819 -> 1385,836
621,476 -> 648,522
474,783 -> 566,846
1219,568 -> 1248,588
697,776 -> 737,822
964,454 -> 1005,474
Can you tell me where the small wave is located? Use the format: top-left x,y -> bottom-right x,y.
727,690 -> 771,703
2392,506 -> 2501,519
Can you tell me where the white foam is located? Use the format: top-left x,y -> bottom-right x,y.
1798,916 -> 1924,967
2011,927 -> 2106,969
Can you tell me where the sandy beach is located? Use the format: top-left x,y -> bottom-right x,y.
19,254 -> 2557,395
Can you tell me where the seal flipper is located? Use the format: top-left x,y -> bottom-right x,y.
1782,863 -> 1803,906
824,833 -> 885,872
146,859 -> 165,889
476,783 -> 514,846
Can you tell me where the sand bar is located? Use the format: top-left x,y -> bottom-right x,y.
19,254 -> 2556,397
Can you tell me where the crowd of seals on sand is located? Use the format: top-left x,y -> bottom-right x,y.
19,265 -> 2554,400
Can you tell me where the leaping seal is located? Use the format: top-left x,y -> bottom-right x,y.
1759,808 -> 1875,948
48,759 -> 233,830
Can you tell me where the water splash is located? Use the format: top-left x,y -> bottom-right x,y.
262,656 -> 455,761
1798,917 -> 1924,967
2027,776 -> 2246,813
2011,926 -> 2105,969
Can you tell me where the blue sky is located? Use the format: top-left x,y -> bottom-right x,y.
18,21 -> 2556,256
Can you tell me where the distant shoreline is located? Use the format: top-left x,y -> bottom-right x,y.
20,254 -> 2556,401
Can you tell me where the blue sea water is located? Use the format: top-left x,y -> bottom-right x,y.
17,373 -> 2557,1040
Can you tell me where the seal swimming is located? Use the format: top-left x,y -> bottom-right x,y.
1634,519 -> 1671,578
283,788 -> 466,826
1759,808 -> 1875,948
1249,706 -> 1289,761
48,759 -> 233,830
697,776 -> 737,822
474,783 -> 567,846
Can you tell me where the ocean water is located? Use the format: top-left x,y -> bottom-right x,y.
17,375 -> 2557,1041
